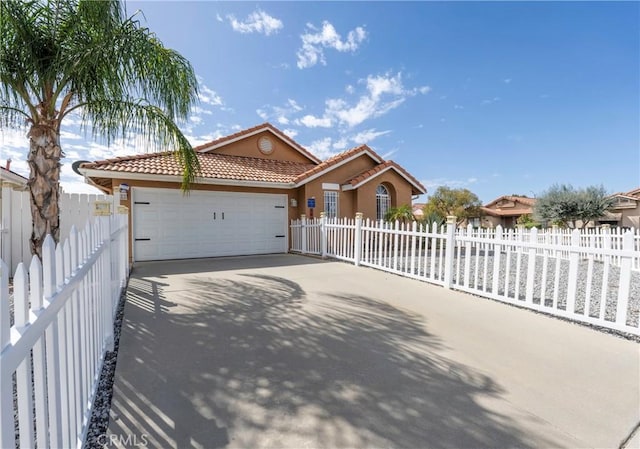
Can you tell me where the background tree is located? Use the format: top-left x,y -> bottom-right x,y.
384,204 -> 415,224
515,213 -> 540,229
421,186 -> 483,225
533,184 -> 613,229
1,0 -> 200,257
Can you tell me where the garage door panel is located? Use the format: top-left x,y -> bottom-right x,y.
133,188 -> 287,261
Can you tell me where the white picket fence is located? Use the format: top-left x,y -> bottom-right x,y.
291,215 -> 640,336
0,214 -> 129,449
1,187 -> 115,274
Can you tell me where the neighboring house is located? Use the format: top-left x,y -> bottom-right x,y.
478,195 -> 536,228
79,122 -> 425,261
412,203 -> 425,220
0,161 -> 28,191
1,160 -> 28,218
599,188 -> 640,228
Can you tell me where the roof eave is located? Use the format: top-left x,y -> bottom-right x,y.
347,165 -> 427,195
79,168 -> 296,190
294,149 -> 384,188
197,125 -> 322,164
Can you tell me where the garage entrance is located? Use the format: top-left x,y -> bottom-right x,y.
132,188 -> 287,261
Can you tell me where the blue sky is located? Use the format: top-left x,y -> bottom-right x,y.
2,1 -> 639,203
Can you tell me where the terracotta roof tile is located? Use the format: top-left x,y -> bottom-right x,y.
81,152 -> 315,184
345,160 -> 427,194
294,145 -> 383,184
481,206 -> 533,217
485,195 -> 536,207
193,122 -> 321,164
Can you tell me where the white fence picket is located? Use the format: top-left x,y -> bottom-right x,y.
0,214 -> 129,448
291,217 -> 640,336
0,189 -> 115,273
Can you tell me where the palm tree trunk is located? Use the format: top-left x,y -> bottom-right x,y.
27,121 -> 61,258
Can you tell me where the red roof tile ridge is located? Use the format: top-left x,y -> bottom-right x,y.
293,145 -> 383,184
345,159 -> 426,194
193,122 -> 321,164
485,195 -> 536,207
81,151 -> 176,168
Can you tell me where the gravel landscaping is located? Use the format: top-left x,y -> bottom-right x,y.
368,250 -> 640,333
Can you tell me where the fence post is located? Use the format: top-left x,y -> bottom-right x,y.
300,214 -> 307,255
443,215 -> 457,289
0,259 -> 13,449
492,225 -> 503,295
565,229 -> 580,314
354,213 -> 363,266
320,213 -> 327,258
0,187 -> 11,270
615,231 -> 633,326
525,227 -> 537,303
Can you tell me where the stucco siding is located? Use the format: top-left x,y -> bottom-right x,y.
206,130 -> 314,164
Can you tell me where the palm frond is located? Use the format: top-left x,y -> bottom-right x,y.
77,98 -> 200,190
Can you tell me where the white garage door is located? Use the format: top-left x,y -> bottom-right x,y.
132,188 -> 288,261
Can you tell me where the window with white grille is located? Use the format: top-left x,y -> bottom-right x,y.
376,185 -> 390,220
324,191 -> 339,218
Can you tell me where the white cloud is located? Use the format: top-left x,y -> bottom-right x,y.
481,97 -> 500,105
350,128 -> 391,145
199,84 -> 223,107
258,99 -> 305,125
421,177 -> 479,193
454,104 -> 464,110
332,137 -> 349,150
216,13 -> 223,22
306,137 -> 335,160
381,148 -> 398,160
227,9 -> 283,36
321,72 -> 429,128
283,128 -> 298,138
345,84 -> 355,94
297,21 -> 367,69
503,78 -> 512,84
297,114 -> 332,128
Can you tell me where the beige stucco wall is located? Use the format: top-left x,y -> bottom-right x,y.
294,155 -> 415,221
206,131 -> 314,164
620,205 -> 640,228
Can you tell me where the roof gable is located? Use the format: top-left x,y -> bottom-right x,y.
194,123 -> 321,165
293,145 -> 383,186
484,195 -> 536,209
342,160 -> 426,195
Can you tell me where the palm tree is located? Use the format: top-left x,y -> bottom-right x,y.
384,204 -> 415,224
1,0 -> 200,257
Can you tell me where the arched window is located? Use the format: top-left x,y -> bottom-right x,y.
376,184 -> 390,220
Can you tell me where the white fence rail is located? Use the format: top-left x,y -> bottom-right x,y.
291,215 -> 640,336
1,188 -> 115,274
0,214 -> 129,448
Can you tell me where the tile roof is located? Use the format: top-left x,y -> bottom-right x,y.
293,145 -> 383,184
193,122 -> 321,164
481,206 -> 533,217
81,152 -> 315,184
485,195 -> 536,207
344,160 -> 427,194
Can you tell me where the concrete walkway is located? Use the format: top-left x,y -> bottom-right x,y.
107,254 -> 639,449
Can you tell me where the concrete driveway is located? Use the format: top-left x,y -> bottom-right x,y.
107,254 -> 639,449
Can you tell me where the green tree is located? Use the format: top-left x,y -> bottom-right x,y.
533,184 -> 613,229
1,0 -> 199,256
422,186 -> 483,225
516,213 -> 539,229
384,204 -> 415,224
